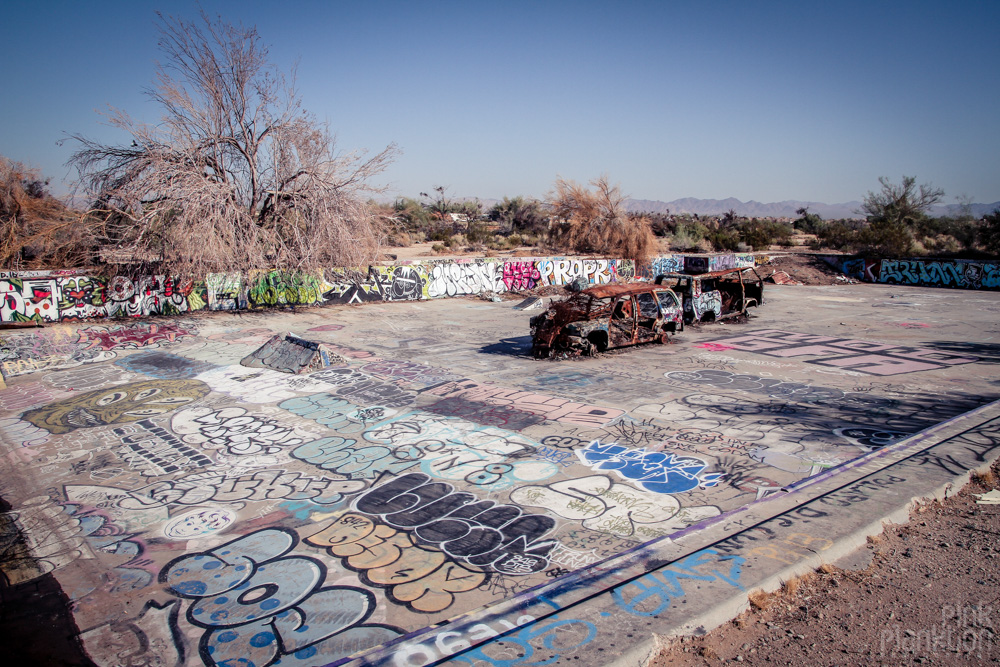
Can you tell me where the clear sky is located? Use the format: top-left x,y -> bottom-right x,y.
3,0 -> 998,205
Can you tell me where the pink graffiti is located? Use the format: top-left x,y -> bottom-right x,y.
0,383 -> 62,412
76,322 -> 195,351
697,343 -> 736,352
502,262 -> 542,291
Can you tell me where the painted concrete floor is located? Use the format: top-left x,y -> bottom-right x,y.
1,283 -> 999,667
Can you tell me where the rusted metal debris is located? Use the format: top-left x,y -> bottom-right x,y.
529,283 -> 684,359
767,270 -> 801,285
654,267 -> 765,324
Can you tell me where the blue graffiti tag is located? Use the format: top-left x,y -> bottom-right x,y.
160,528 -> 402,667
576,441 -> 722,494
613,549 -> 745,617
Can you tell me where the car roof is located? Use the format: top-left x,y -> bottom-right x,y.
656,267 -> 760,279
582,283 -> 671,299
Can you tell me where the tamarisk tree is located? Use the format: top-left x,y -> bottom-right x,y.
548,176 -> 655,265
69,12 -> 397,275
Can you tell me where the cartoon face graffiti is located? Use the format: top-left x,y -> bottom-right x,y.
21,379 -> 211,434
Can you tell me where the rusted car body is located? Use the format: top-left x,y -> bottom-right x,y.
529,283 -> 684,358
654,267 -> 763,324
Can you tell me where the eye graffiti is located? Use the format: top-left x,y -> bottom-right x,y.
21,379 -> 211,434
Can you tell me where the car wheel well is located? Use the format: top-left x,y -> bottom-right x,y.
587,331 -> 609,352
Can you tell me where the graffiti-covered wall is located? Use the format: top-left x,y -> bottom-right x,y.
0,253 -> 771,324
835,257 -> 1000,290
0,258 -> 636,324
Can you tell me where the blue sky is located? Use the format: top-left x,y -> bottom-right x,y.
3,0 -> 998,205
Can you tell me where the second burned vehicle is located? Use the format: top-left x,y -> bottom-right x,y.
654,267 -> 764,324
529,283 -> 684,358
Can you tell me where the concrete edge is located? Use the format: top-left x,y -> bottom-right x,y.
613,439 -> 1000,667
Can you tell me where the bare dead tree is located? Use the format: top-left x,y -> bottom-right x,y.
68,11 -> 398,276
548,176 -> 655,265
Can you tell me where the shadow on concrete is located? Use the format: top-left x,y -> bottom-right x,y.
0,496 -> 96,666
921,340 -> 1000,364
480,335 -> 533,357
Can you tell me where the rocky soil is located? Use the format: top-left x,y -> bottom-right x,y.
650,458 -> 1000,666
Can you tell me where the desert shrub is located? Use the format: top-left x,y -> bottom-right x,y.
739,219 -> 793,250
706,228 -> 741,251
669,221 -> 708,251
466,220 -> 493,245
858,219 -> 915,258
394,197 -> 433,231
792,207 -> 826,234
812,219 -> 867,252
0,156 -> 99,269
643,212 -> 675,237
914,216 -> 979,252
979,209 -> 1000,255
548,176 -> 656,265
426,225 -> 454,243
488,196 -> 548,234
386,230 -> 412,247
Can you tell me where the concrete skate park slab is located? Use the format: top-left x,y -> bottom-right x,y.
1,283 -> 999,667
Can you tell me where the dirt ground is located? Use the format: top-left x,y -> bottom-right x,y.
758,253 -> 854,286
650,458 -> 1000,666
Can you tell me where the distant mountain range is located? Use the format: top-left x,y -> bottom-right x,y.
623,197 -> 1000,220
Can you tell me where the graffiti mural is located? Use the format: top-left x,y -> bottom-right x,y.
509,475 -> 720,540
426,261 -> 506,298
204,272 -> 246,311
171,406 -> 308,457
502,261 -> 542,291
246,269 -> 324,308
77,322 -> 196,351
575,441 -> 722,494
536,258 -> 634,286
644,255 -> 684,278
1,327 -> 116,379
104,276 -> 196,317
310,367 -> 415,408
324,265 -> 428,304
306,513 -> 488,613
57,276 -> 107,319
21,379 -> 211,435
698,329 -> 979,376
838,256 -> 1000,290
0,254 -> 760,323
420,379 -> 625,427
160,528 -> 402,667
0,278 -> 58,322
291,410 -> 558,490
351,472 -> 557,575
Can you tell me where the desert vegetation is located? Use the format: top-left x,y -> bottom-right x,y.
65,11 -> 396,277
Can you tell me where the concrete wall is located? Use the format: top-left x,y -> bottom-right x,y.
0,253 -> 766,323
832,256 -> 1000,290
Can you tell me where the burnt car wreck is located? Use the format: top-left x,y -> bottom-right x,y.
530,283 -> 684,358
654,267 -> 764,324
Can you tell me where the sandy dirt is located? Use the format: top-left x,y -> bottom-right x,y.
650,458 -> 1000,666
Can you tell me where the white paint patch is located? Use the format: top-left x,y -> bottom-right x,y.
163,507 -> 237,539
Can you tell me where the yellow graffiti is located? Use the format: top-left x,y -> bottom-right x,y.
307,513 -> 486,613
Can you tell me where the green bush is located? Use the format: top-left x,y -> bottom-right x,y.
981,209 -> 1000,255
707,228 -> 741,251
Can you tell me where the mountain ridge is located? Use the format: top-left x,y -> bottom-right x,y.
623,197 -> 1000,220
